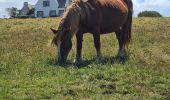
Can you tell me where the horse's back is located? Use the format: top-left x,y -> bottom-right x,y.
98,0 -> 128,13
96,0 -> 131,33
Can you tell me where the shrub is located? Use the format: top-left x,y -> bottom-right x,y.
138,11 -> 162,17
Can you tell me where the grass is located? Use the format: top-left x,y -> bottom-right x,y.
0,17 -> 170,99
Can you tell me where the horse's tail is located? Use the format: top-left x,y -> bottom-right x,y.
124,0 -> 133,46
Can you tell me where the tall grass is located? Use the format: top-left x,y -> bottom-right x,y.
0,17 -> 170,99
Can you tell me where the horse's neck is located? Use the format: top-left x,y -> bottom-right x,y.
68,12 -> 80,37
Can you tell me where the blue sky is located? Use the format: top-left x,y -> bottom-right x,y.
0,0 -> 170,18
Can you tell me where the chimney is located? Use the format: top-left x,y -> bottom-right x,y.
24,2 -> 28,7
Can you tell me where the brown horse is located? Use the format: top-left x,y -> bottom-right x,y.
51,0 -> 133,64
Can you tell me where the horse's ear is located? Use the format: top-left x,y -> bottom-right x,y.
50,28 -> 58,35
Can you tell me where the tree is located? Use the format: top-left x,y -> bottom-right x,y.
27,8 -> 35,16
5,7 -> 18,18
138,11 -> 162,17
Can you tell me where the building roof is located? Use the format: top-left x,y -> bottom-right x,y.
57,0 -> 67,8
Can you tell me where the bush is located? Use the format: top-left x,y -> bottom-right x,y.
17,15 -> 29,19
138,11 -> 162,17
5,7 -> 18,18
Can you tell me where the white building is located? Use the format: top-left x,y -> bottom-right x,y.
35,0 -> 71,18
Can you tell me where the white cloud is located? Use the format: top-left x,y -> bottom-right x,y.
0,0 -> 8,3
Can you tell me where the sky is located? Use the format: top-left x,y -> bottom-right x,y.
0,0 -> 170,18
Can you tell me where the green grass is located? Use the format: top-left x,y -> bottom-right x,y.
0,17 -> 170,99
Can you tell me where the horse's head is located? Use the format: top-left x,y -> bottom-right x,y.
51,26 -> 72,64
50,1 -> 88,64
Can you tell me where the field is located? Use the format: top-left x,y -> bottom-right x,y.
0,17 -> 170,99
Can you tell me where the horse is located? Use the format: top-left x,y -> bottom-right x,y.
51,0 -> 133,64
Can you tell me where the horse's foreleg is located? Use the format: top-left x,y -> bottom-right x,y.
74,32 -> 83,64
115,29 -> 127,61
93,32 -> 103,61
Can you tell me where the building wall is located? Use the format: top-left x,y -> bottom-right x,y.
20,2 -> 30,16
35,0 -> 62,17
35,0 -> 71,18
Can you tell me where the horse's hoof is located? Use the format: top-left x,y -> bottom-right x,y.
73,58 -> 83,65
116,55 -> 127,62
96,56 -> 105,62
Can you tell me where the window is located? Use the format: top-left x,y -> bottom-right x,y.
43,0 -> 50,7
58,10 -> 64,16
37,11 -> 44,17
50,10 -> 56,17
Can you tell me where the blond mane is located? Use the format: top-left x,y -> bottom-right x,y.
61,0 -> 83,37
60,0 -> 93,37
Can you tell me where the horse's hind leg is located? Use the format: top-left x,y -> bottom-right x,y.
115,28 -> 127,61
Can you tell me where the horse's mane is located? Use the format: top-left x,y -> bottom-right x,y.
60,0 -> 93,37
60,0 -> 82,36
